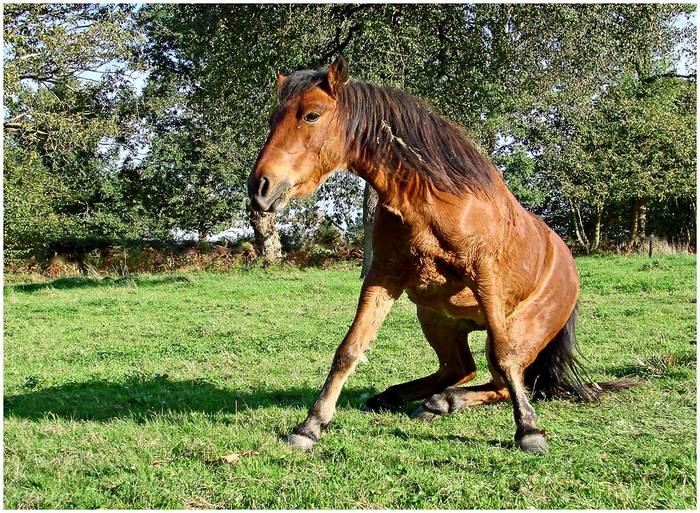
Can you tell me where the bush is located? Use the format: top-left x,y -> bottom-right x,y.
3,147 -> 72,262
313,218 -> 343,249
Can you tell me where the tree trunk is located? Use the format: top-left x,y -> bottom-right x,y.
360,182 -> 378,278
637,201 -> 647,238
683,225 -> 692,248
198,223 -> 208,242
592,207 -> 603,250
629,198 -> 641,245
569,201 -> 590,251
483,128 -> 497,158
249,207 -> 282,262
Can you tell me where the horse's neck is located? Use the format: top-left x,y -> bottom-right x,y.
349,162 -> 421,221
349,160 -> 520,243
351,161 -> 489,218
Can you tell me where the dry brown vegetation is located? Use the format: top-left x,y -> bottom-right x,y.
5,242 -> 365,280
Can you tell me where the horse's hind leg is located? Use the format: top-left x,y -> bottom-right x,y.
412,273 -> 574,452
364,306 -> 477,412
410,344 -> 511,420
411,320 -> 549,454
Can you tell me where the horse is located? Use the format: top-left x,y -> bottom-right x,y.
248,55 -> 634,453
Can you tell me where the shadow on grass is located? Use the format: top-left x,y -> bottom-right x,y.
390,427 -> 515,449
605,349 -> 696,381
9,275 -> 194,293
4,376 -> 373,423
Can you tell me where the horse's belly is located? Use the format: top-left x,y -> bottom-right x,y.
405,284 -> 486,325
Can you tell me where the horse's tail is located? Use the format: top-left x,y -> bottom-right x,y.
524,302 -> 640,401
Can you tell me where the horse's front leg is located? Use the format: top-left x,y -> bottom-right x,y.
286,269 -> 402,450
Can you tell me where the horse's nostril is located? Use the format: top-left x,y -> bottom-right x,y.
258,176 -> 269,197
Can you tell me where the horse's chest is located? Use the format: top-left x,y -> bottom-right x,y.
406,257 -> 460,297
410,254 -> 453,289
403,252 -> 481,320
372,208 -> 482,320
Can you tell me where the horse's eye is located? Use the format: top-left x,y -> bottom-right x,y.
303,112 -> 321,123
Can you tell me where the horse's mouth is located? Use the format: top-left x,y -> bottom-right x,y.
250,182 -> 293,213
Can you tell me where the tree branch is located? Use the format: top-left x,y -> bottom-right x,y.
312,23 -> 363,67
642,72 -> 696,83
3,121 -> 48,136
3,112 -> 31,124
311,6 -> 368,68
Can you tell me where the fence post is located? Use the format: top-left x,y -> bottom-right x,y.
648,235 -> 654,258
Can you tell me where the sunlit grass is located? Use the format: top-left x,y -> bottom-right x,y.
3,255 -> 696,508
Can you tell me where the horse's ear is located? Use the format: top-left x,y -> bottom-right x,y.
275,72 -> 287,93
326,55 -> 349,97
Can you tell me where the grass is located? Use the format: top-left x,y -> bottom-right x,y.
3,255 -> 696,509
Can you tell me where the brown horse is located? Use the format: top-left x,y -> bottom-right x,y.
248,55 -> 632,453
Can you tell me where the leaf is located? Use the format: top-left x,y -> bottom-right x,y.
220,450 -> 258,464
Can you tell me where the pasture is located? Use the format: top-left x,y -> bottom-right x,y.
3,255 -> 696,508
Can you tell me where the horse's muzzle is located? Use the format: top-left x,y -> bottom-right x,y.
248,175 -> 292,212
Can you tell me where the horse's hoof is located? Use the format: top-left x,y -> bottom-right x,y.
410,406 -> 438,421
422,393 -> 450,415
516,433 -> 549,453
284,433 -> 316,451
363,393 -> 402,413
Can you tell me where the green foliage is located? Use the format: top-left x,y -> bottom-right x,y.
3,4 -> 696,257
596,74 -> 696,204
134,3 -> 695,248
3,3 -> 141,150
528,71 -> 696,249
313,218 -> 343,249
3,4 -> 146,259
123,124 -> 245,239
3,146 -> 72,260
4,256 -> 696,508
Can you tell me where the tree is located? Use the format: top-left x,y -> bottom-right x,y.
360,184 -> 378,277
3,4 -> 144,259
124,123 -> 245,240
600,74 -> 696,245
3,146 -> 70,260
513,5 -> 696,249
6,4 -> 694,262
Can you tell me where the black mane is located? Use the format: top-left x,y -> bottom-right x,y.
278,69 -> 498,193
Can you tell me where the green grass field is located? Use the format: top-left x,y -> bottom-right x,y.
3,255 -> 697,508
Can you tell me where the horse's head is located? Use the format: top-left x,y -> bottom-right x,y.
248,56 -> 349,212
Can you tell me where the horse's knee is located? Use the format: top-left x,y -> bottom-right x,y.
331,345 -> 362,374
